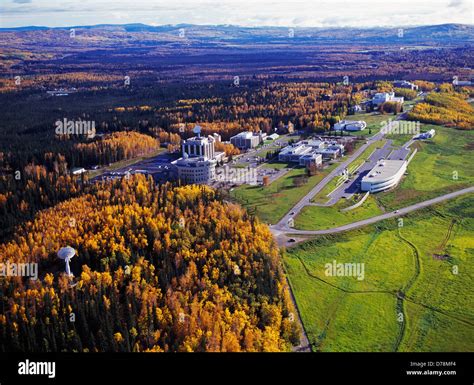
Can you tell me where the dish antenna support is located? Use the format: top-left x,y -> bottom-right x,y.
57,246 -> 76,277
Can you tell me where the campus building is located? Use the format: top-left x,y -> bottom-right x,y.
278,143 -> 313,162
175,156 -> 217,185
278,139 -> 342,164
230,131 -> 264,150
417,129 -> 436,140
361,159 -> 407,193
393,80 -> 419,90
334,120 -> 367,131
372,92 -> 404,106
182,135 -> 216,159
317,143 -> 345,159
175,127 -> 225,184
299,153 -> 323,167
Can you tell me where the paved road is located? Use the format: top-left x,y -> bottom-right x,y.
388,138 -> 414,160
325,139 -> 394,204
273,112 -> 408,229
271,186 -> 474,242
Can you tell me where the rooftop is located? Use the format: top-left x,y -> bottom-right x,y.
362,160 -> 406,183
232,131 -> 259,139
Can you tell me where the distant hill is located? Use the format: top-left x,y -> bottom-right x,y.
1,23 -> 472,44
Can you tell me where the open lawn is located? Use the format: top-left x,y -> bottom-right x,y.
311,175 -> 345,204
376,124 -> 474,211
261,160 -> 292,170
385,133 -> 413,147
347,139 -> 386,174
284,195 -> 474,351
349,112 -> 399,137
295,195 -> 384,230
230,163 -> 338,224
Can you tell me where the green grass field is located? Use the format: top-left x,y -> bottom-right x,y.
230,163 -> 338,224
376,124 -> 474,211
295,195 -> 384,230
284,195 -> 474,351
260,160 -> 292,170
347,139 -> 386,173
349,112 -> 399,137
311,175 -> 345,204
385,133 -> 413,147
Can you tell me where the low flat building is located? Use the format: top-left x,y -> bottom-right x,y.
230,131 -> 263,150
278,144 -> 313,162
334,120 -> 367,131
327,143 -> 345,155
299,153 -> 322,167
417,129 -> 436,140
361,159 -> 407,193
279,139 -> 343,163
315,148 -> 340,160
393,80 -> 419,90
71,167 -> 86,175
305,139 -> 325,149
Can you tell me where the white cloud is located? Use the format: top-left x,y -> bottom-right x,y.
0,0 -> 472,28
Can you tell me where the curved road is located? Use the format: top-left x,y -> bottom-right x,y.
271,186 -> 474,241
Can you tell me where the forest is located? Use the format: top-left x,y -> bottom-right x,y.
0,175 -> 301,352
407,86 -> 474,129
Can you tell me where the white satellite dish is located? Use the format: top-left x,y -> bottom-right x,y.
193,125 -> 202,137
57,246 -> 76,277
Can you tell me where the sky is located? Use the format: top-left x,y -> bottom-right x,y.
0,0 -> 472,28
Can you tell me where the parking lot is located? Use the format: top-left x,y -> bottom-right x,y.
92,152 -> 179,183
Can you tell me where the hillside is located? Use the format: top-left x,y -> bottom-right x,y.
0,175 -> 300,352
1,23 -> 473,44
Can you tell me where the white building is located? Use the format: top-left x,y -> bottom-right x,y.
372,92 -> 404,106
315,147 -> 340,160
334,120 -> 367,132
299,153 -> 323,167
176,156 -> 217,185
278,144 -> 313,162
393,80 -> 419,90
279,139 -> 342,163
175,128 -> 225,184
71,167 -> 86,175
230,131 -> 263,150
417,129 -> 436,140
361,160 -> 407,193
182,135 -> 216,159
